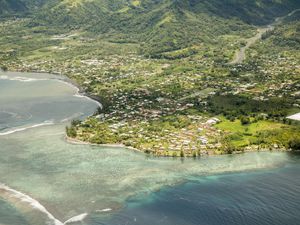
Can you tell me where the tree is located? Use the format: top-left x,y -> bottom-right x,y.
288,138 -> 300,151
240,116 -> 250,125
180,150 -> 185,157
0,65 -> 8,72
192,151 -> 197,158
71,119 -> 81,126
94,106 -> 102,115
66,126 -> 77,138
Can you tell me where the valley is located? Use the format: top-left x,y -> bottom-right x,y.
231,8 -> 300,64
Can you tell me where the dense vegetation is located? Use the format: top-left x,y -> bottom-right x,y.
0,0 -> 299,156
2,0 -> 300,55
0,0 -> 48,17
206,94 -> 295,121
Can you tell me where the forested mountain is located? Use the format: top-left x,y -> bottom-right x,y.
4,0 -> 300,24
0,0 -> 27,15
1,0 -> 299,55
0,0 -> 48,15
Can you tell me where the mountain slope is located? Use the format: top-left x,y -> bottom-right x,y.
0,0 -> 49,17
0,0 -> 27,15
1,0 -> 299,56
33,0 -> 300,27
26,0 -> 300,56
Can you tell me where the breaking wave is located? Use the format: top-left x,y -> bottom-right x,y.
0,184 -> 98,225
0,121 -> 54,136
96,208 -> 112,213
73,93 -> 102,108
63,213 -> 88,224
0,183 -> 63,225
0,75 -> 48,82
0,74 -> 102,108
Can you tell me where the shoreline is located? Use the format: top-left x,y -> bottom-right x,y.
1,70 -> 293,158
65,136 -> 143,154
0,69 -> 103,108
65,135 -> 290,158
58,75 -> 103,109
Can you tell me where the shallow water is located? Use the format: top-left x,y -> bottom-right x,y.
0,71 -> 299,225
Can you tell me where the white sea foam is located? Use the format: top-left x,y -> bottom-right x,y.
73,93 -> 102,108
64,213 -> 88,224
0,121 -> 54,136
61,113 -> 84,122
0,183 -> 63,225
0,74 -> 102,108
54,79 -> 102,108
54,79 -> 80,91
0,110 -> 18,118
96,208 -> 112,212
0,75 -> 48,82
0,183 -> 91,225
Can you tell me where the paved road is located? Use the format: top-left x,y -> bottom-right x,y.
230,9 -> 300,64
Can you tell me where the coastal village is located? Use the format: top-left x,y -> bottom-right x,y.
1,18 -> 300,156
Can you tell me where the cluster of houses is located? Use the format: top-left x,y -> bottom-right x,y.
90,115 -> 224,156
2,29 -> 299,156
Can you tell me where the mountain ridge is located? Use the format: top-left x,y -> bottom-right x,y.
2,0 -> 300,56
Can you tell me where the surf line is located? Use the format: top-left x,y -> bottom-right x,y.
0,75 -> 49,82
55,79 -> 103,108
0,73 -> 102,108
0,183 -> 110,224
0,121 -> 55,136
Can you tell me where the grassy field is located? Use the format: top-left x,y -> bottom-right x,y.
216,117 -> 299,149
216,118 -> 286,146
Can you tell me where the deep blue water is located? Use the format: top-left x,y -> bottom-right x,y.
88,154 -> 300,225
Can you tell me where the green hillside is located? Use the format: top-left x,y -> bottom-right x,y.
2,0 -> 300,56
0,0 -> 49,17
0,0 -> 27,15
24,0 -> 299,56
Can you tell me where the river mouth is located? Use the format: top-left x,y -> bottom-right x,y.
0,71 -> 299,225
